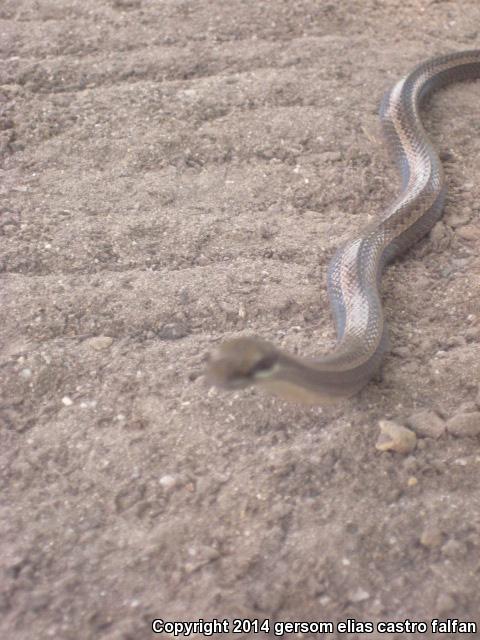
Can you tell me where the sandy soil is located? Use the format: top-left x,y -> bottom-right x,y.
1,1 -> 480,638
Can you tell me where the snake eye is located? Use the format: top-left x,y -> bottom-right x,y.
249,353 -> 278,378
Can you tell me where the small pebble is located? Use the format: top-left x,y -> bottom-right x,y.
407,476 -> 418,487
19,368 -> 32,379
320,150 -> 342,162
445,335 -> 466,348
370,598 -> 383,616
407,410 -> 446,439
446,210 -> 471,228
159,475 -> 177,490
435,592 -> 456,615
401,361 -> 419,375
429,221 -> 447,249
348,587 -> 370,603
86,336 -> 113,350
458,401 -> 478,413
62,396 -> 73,406
376,420 -> 417,454
441,538 -> 465,558
402,455 -> 418,472
466,325 -> 480,342
158,323 -> 188,340
457,224 -> 480,242
420,526 -> 443,548
446,412 -> 480,437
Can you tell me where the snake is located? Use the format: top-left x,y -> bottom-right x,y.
206,50 -> 480,404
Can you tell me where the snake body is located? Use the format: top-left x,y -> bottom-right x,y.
207,50 -> 480,404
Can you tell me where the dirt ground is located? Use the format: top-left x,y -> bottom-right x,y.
2,0 -> 480,638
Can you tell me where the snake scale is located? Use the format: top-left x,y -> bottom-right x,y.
207,50 -> 480,404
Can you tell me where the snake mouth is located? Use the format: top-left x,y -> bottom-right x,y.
205,337 -> 279,390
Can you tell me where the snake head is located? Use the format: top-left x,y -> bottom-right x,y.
206,337 -> 279,390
